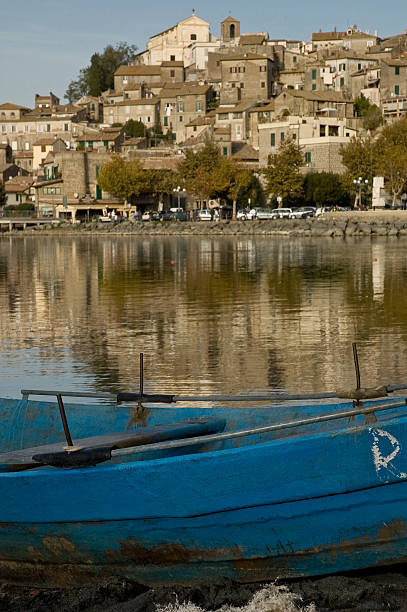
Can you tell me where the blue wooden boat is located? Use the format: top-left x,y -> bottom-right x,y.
2,383 -> 407,587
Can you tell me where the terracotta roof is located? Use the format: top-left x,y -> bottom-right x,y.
281,89 -> 352,103
250,102 -> 275,113
220,53 -> 269,61
214,127 -> 231,134
216,101 -> 258,113
33,138 -> 65,146
159,84 -> 211,98
221,16 -> 238,23
161,61 -> 184,67
115,65 -> 161,76
186,116 -> 214,126
239,35 -> 267,45
381,58 -> 407,67
0,102 -> 31,111
231,143 -> 259,160
108,98 -> 159,107
122,137 -> 147,145
13,151 -> 33,158
312,30 -> 376,41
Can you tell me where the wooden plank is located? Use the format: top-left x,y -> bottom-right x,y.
0,418 -> 226,466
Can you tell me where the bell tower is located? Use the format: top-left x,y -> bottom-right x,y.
221,16 -> 240,42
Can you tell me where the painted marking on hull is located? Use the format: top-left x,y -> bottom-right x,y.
369,427 -> 407,481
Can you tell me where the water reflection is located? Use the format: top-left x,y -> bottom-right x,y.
1,235 -> 407,398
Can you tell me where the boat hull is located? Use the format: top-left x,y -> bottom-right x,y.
1,481 -> 407,586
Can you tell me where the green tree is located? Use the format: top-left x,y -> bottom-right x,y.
146,169 -> 177,204
97,155 -> 145,203
65,42 -> 138,102
340,134 -> 376,196
303,172 -> 349,207
0,181 -> 7,207
177,139 -> 226,205
124,119 -> 147,138
376,118 -> 407,206
261,138 -> 303,206
354,94 -> 371,117
363,105 -> 383,131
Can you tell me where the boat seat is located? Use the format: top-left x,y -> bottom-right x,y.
0,418 -> 226,471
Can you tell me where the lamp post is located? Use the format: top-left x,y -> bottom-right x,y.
173,185 -> 186,210
353,177 -> 368,209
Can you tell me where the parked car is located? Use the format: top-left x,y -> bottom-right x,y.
270,208 -> 293,219
237,208 -> 256,220
194,209 -> 212,221
315,206 -> 332,217
289,207 -> 315,219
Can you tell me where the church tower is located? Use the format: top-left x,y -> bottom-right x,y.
221,16 -> 240,42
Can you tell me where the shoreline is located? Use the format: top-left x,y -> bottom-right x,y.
2,211 -> 407,238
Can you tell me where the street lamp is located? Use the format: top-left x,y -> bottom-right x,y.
353,177 -> 368,209
173,185 -> 186,210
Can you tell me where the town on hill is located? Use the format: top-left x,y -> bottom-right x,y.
1,13 -> 407,221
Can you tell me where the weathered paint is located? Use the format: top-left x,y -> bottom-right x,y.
1,396 -> 407,586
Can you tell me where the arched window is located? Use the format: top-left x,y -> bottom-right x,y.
230,24 -> 235,38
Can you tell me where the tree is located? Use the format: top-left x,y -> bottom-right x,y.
340,134 -> 376,196
65,42 -> 138,102
0,181 -> 7,207
124,119 -> 147,138
97,155 -> 145,203
363,105 -> 383,131
303,172 -> 349,208
177,139 -> 226,205
376,118 -> 407,206
261,138 -> 303,206
354,94 -> 371,118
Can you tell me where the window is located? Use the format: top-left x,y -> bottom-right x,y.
1,126 -> 6,133
64,123 -> 69,131
312,83 -> 316,90
124,93 -> 129,99
395,85 -> 400,95
395,66 -> 400,75
270,133 -> 275,146
179,116 -> 183,122
104,141 -> 109,148
176,102 -> 184,112
46,124 -> 51,132
164,116 -> 168,126
358,63 -> 361,70
25,142 -> 30,150
261,82 -> 265,88
41,145 -> 46,153
320,124 -> 326,137
223,147 -> 228,155
259,65 -> 266,72
340,77 -> 344,87
190,33 -> 197,40
280,132 -> 285,142
170,55 -> 175,61
312,69 -> 316,80
196,101 -> 204,111
11,125 -> 16,133
329,125 -> 339,136
88,141 -> 93,149
24,124 -> 29,133
292,133 -> 297,140
170,70 -> 175,77
305,151 -> 311,163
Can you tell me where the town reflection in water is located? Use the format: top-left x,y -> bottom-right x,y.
0,235 -> 407,399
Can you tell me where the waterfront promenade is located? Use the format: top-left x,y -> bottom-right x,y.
4,210 -> 407,238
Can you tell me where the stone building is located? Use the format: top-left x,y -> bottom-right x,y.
159,84 -> 213,143
103,98 -> 160,128
215,100 -> 258,142
142,14 -> 213,66
380,58 -> 407,99
32,137 -> 67,171
274,89 -> 354,119
311,26 -> 378,54
220,53 -> 275,101
258,115 -> 358,173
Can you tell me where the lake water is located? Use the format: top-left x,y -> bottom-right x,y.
1,234 -> 407,400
